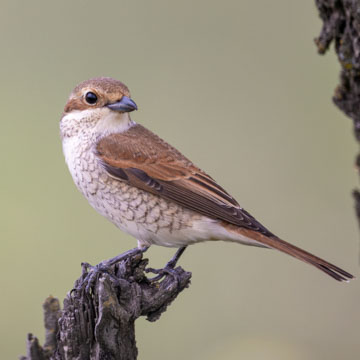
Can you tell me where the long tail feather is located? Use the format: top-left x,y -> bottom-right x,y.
259,235 -> 354,282
227,225 -> 354,282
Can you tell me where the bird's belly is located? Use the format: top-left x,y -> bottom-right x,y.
81,177 -> 261,249
82,176 -> 211,248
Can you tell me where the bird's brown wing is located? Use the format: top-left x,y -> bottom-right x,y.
96,124 -> 274,236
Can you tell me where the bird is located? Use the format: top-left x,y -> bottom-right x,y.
60,77 -> 354,282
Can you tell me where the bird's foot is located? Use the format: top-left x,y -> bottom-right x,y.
145,265 -> 180,283
77,262 -> 119,294
74,247 -> 148,294
145,247 -> 187,285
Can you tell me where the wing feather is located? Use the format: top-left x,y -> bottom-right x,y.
96,124 -> 274,236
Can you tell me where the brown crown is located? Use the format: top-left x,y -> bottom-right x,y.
64,77 -> 131,113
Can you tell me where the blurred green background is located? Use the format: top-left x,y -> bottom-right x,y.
1,1 -> 359,359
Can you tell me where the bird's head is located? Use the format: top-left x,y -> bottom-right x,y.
60,77 -> 137,139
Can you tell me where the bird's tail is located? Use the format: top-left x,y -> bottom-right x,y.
257,235 -> 354,282
225,225 -> 354,282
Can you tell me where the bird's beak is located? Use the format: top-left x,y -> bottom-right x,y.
106,96 -> 138,112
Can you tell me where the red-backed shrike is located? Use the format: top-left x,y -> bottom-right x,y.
60,77 -> 353,282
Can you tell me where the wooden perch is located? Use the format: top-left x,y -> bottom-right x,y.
20,252 -> 191,360
315,0 -> 360,228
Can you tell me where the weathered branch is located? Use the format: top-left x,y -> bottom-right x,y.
315,0 -> 360,228
21,253 -> 191,360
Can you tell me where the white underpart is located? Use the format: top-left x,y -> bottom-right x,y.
144,217 -> 264,248
60,108 -> 134,139
94,109 -> 134,135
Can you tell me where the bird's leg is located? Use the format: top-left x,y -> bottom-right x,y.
77,246 -> 149,293
146,246 -> 188,283
165,246 -> 187,269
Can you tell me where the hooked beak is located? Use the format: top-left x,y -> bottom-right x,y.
106,96 -> 138,112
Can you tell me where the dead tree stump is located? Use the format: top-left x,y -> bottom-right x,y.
20,253 -> 191,360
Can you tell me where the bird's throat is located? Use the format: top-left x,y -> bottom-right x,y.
95,110 -> 135,135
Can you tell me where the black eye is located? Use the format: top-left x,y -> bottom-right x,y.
85,91 -> 98,105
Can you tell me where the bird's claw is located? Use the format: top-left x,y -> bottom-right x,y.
145,265 -> 181,286
145,247 -> 187,287
72,247 -> 148,295
75,262 -> 118,294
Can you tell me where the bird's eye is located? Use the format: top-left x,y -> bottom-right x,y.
85,91 -> 98,105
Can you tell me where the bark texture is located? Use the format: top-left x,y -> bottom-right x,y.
20,253 -> 191,360
315,0 -> 360,226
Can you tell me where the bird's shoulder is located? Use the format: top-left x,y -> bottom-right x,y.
96,123 -> 203,180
